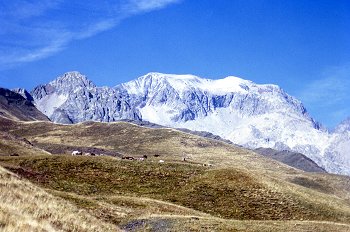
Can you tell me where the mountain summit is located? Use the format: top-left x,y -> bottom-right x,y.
50,71 -> 96,90
29,71 -> 349,175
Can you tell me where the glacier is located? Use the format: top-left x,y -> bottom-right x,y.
30,71 -> 350,175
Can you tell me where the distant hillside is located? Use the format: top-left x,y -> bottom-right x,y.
123,119 -> 326,173
0,88 -> 49,121
0,129 -> 50,157
254,148 -> 327,173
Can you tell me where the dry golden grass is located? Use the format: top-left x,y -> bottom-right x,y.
0,166 -> 121,232
0,131 -> 50,157
1,155 -> 349,224
50,190 -> 210,225
120,215 -> 350,232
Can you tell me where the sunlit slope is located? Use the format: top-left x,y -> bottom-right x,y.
0,130 -> 50,157
0,166 -> 120,231
1,155 -> 350,231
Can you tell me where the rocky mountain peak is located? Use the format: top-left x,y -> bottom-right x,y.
50,71 -> 96,88
31,72 -> 97,103
50,71 -> 96,91
11,88 -> 34,102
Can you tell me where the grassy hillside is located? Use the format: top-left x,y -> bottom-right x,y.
0,166 -> 120,231
0,155 -> 348,221
0,131 -> 50,157
1,155 -> 350,231
1,118 -> 350,231
3,119 -> 350,199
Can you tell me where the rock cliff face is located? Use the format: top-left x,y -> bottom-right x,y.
30,71 -> 349,175
12,88 -> 34,102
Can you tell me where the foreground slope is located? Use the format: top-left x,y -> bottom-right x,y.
0,166 -> 119,231
1,155 -> 350,232
29,71 -> 349,175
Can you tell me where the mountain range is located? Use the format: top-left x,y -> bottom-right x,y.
12,71 -> 350,175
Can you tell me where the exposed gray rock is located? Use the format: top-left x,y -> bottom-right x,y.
12,88 -> 34,102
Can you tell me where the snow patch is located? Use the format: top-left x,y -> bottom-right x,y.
35,93 -> 68,117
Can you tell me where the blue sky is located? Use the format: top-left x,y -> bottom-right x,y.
0,0 -> 349,129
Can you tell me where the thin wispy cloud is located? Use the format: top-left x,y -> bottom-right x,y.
123,0 -> 182,13
299,64 -> 350,106
0,0 -> 181,70
298,64 -> 350,127
1,0 -> 62,20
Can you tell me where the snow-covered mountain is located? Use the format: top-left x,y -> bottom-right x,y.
30,71 -> 349,175
325,118 -> 350,174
